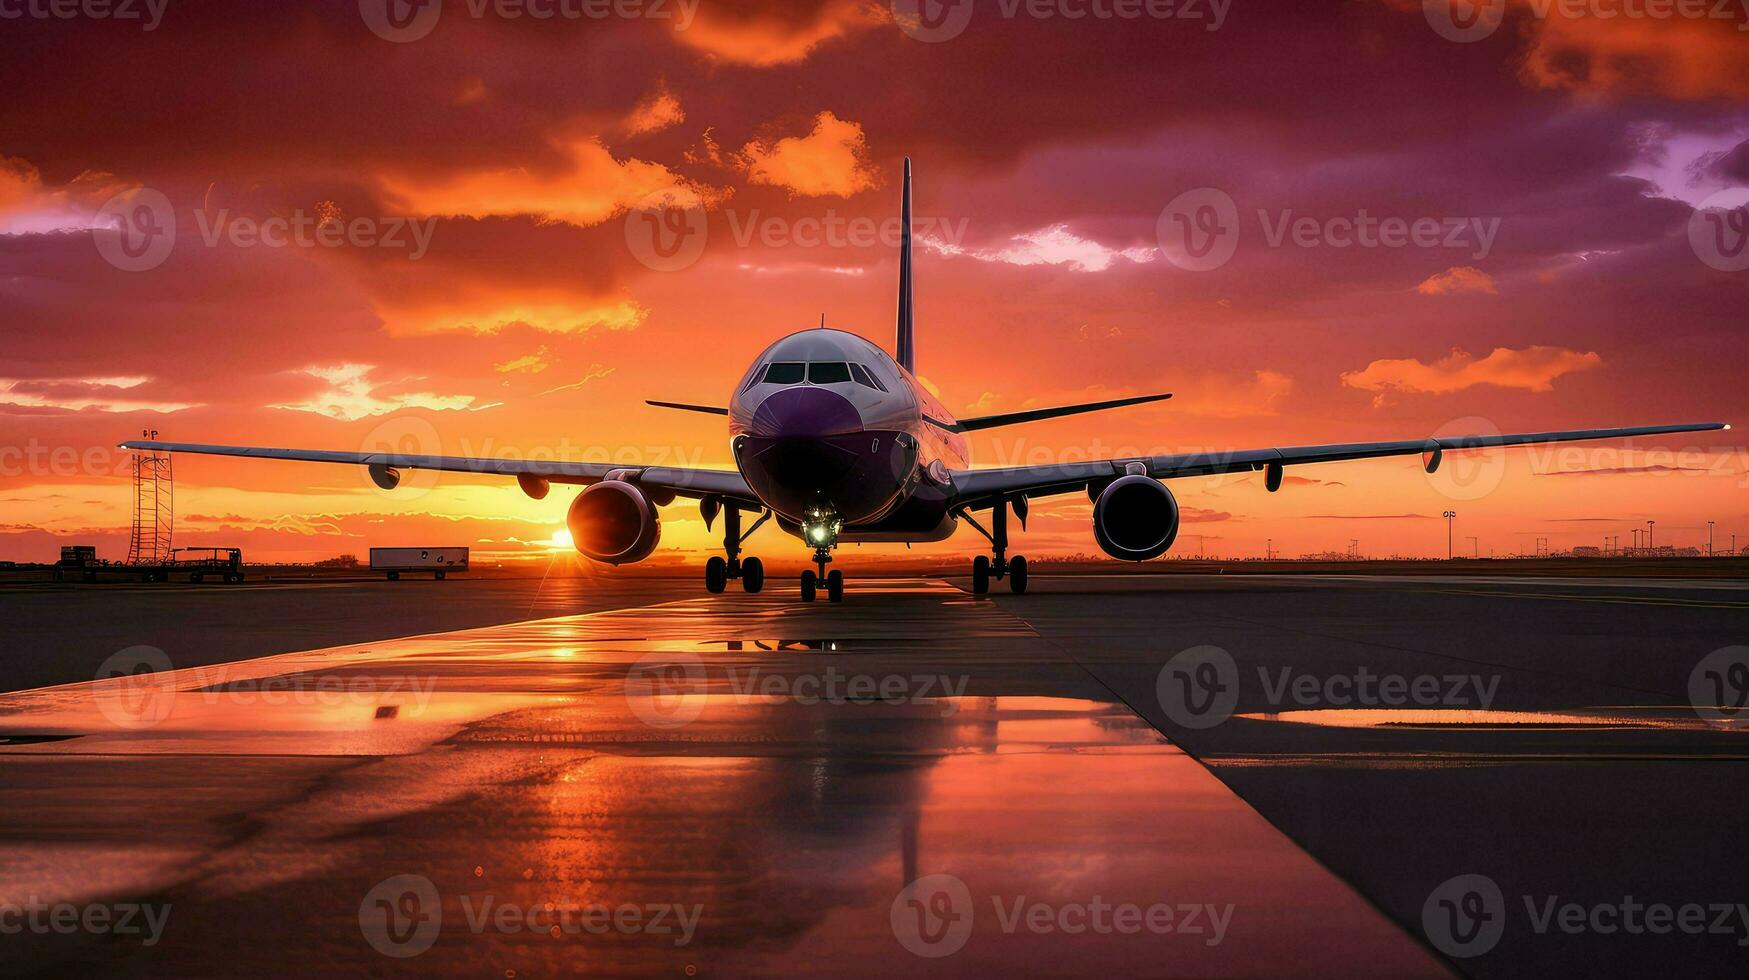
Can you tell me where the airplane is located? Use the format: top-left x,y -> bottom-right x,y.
122,160 -> 1729,602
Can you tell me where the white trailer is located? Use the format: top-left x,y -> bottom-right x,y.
369,547 -> 468,580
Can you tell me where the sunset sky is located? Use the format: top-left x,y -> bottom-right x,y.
2,0 -> 1746,564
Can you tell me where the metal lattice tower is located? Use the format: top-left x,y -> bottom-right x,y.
128,430 -> 173,565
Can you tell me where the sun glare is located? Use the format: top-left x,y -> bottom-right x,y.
549,529 -> 574,550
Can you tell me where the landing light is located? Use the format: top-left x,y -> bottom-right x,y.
801,507 -> 843,549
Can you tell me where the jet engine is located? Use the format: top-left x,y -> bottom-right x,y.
567,480 -> 661,565
1092,475 -> 1179,561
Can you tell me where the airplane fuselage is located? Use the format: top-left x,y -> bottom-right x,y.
728,328 -> 967,546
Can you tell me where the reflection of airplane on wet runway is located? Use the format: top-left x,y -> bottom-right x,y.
122,161 -> 1728,603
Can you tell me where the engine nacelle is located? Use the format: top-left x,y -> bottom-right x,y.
567,480 -> 661,565
1092,475 -> 1180,561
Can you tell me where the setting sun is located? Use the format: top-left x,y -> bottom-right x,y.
548,529 -> 574,551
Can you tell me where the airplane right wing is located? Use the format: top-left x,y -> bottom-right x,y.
946,422 -> 1730,508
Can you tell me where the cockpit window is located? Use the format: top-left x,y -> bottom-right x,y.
849,363 -> 886,391
762,362 -> 805,385
807,362 -> 852,384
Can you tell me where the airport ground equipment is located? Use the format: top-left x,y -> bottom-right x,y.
370,547 -> 468,581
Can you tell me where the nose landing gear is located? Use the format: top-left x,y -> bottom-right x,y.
960,496 -> 1029,595
703,499 -> 770,594
800,551 -> 844,602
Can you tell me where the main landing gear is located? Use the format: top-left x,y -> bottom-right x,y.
799,549 -> 844,603
961,496 -> 1029,595
703,501 -> 770,594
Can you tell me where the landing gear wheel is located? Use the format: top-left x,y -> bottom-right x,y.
705,556 -> 728,593
971,555 -> 990,595
1008,555 -> 1028,594
800,570 -> 817,602
741,557 -> 764,593
826,569 -> 844,603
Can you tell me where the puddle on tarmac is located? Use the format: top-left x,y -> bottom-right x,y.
1239,706 -> 1723,730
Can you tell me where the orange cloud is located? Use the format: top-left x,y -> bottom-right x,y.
1385,1 -> 1749,100
674,0 -> 882,66
0,375 -> 199,413
268,364 -> 478,420
624,83 -> 685,137
739,111 -> 880,198
381,139 -> 718,227
495,349 -> 553,374
1173,370 -> 1296,419
1520,12 -> 1749,101
376,291 -> 647,337
1417,265 -> 1498,295
1341,346 -> 1603,398
0,156 -> 124,234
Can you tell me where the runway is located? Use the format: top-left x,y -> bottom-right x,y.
1,573 -> 1744,977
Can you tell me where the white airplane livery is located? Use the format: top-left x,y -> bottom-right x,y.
123,161 -> 1729,602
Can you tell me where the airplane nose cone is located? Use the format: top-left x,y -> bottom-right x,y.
749,386 -> 864,439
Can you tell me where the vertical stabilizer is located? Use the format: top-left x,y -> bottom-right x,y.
895,158 -> 914,373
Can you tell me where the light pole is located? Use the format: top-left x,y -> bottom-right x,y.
1467,536 -> 1478,558
1647,520 -> 1655,551
1708,521 -> 1715,557
1443,510 -> 1456,560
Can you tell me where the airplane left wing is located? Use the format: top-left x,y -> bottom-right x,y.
116,440 -> 758,503
946,422 -> 1730,507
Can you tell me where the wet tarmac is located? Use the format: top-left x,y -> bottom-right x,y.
1,573 -> 1745,977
